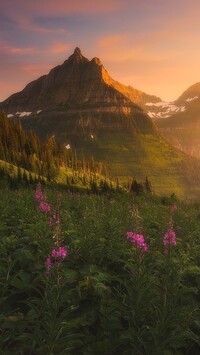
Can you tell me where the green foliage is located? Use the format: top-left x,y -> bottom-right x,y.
0,110 -> 119,192
0,189 -> 200,353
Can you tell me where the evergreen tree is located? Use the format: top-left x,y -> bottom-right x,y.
130,179 -> 144,195
144,176 -> 152,193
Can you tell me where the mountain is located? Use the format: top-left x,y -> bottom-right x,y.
156,83 -> 200,159
1,48 -> 200,198
143,83 -> 200,120
1,47 -> 161,113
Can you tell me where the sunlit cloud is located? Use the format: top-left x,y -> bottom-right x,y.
48,42 -> 72,55
97,33 -> 171,63
0,42 -> 39,57
10,47 -> 37,55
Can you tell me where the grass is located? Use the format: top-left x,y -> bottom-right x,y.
0,186 -> 200,353
22,108 -> 200,199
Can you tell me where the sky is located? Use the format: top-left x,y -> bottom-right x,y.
1,0 -> 200,102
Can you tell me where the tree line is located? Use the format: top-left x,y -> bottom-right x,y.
0,111 -> 109,180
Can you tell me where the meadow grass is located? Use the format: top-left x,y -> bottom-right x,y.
0,187 -> 200,354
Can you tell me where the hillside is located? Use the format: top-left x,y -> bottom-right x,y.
1,49 -> 200,198
0,111 -> 118,193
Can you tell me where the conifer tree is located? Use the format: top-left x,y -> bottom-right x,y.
144,176 -> 152,193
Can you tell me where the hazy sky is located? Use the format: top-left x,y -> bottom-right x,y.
1,0 -> 200,102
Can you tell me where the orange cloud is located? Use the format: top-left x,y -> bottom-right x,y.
48,42 -> 72,55
97,33 -> 171,63
10,47 -> 37,55
0,42 -> 38,56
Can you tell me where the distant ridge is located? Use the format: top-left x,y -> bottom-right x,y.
157,82 -> 200,159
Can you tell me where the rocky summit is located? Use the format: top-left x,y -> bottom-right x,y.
0,47 -> 158,145
0,47 -> 160,113
1,48 -> 200,198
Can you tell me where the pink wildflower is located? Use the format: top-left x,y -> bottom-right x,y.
163,230 -> 176,254
49,214 -> 60,226
163,230 -> 176,246
45,257 -> 52,268
35,188 -> 44,203
40,202 -> 51,212
44,257 -> 52,276
51,246 -> 68,259
126,232 -> 148,252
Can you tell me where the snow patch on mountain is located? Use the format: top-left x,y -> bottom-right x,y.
145,101 -> 185,120
16,111 -> 32,117
185,96 -> 198,102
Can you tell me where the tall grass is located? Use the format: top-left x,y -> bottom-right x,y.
0,188 -> 200,354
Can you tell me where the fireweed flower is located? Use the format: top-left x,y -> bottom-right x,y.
49,214 -> 60,226
163,230 -> 176,255
126,232 -> 148,252
163,230 -> 176,247
40,202 -> 51,212
45,257 -> 52,268
44,257 -> 52,277
51,246 -> 68,259
35,188 -> 44,203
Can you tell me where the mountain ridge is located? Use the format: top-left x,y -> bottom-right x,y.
156,82 -> 200,159
1,47 -> 200,198
0,47 -> 161,113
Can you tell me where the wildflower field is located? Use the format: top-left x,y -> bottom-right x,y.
0,187 -> 200,354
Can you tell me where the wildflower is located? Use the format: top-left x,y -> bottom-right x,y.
44,257 -> 52,276
126,232 -> 148,252
163,230 -> 176,247
51,246 -> 68,259
35,187 -> 44,203
40,202 -> 51,212
49,214 -> 60,226
45,257 -> 52,268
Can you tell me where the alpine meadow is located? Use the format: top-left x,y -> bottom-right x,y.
1,1 -> 200,354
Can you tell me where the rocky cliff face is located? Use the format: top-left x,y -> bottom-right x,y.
0,47 -> 161,112
0,47 -> 158,136
0,47 -> 142,111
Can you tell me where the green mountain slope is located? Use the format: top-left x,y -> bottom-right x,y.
1,49 -> 200,198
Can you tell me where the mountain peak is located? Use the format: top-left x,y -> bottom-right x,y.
74,47 -> 82,56
67,47 -> 89,63
91,57 -> 102,66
